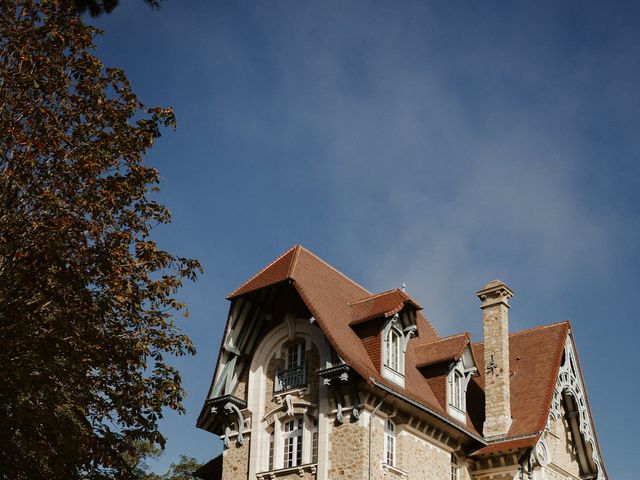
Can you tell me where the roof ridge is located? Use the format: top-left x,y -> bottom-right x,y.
471,320 -> 569,346
287,244 -> 302,278
416,332 -> 469,347
297,246 -> 372,295
348,288 -> 403,306
226,245 -> 297,298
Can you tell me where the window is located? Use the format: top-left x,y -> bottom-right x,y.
382,316 -> 406,387
451,453 -> 458,480
268,430 -> 274,471
287,342 -> 305,369
275,342 -> 307,392
451,369 -> 464,410
447,362 -> 467,422
383,419 -> 396,467
282,417 -> 304,468
385,327 -> 402,372
311,418 -> 318,464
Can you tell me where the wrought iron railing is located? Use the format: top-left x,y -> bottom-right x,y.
274,362 -> 307,392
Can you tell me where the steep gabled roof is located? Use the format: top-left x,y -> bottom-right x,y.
349,289 -> 422,326
415,332 -> 471,368
227,245 -> 300,299
226,245 -> 454,426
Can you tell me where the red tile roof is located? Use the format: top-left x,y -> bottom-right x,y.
227,246 -> 299,299
225,245 -> 602,461
470,322 -> 569,454
415,333 -> 470,368
349,289 -> 422,326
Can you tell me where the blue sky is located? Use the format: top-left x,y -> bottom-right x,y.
93,1 -> 638,477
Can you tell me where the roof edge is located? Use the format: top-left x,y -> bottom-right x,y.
370,378 -> 487,445
227,244 -> 299,299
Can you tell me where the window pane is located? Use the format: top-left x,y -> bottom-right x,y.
312,430 -> 318,463
268,431 -> 274,471
296,434 -> 303,466
284,437 -> 294,467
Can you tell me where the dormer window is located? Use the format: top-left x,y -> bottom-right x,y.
447,360 -> 468,422
382,315 -> 413,387
385,325 -> 402,373
451,369 -> 464,410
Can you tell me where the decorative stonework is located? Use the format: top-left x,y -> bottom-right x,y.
541,334 -> 605,480
256,464 -> 317,479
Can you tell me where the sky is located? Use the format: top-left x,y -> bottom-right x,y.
92,1 -> 639,477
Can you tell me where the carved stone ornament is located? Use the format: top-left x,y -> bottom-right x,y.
545,335 -> 605,479
532,437 -> 550,467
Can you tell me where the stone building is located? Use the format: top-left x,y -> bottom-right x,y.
195,245 -> 607,480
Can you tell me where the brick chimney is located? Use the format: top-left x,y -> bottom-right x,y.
476,280 -> 513,438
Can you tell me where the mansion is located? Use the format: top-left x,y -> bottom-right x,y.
195,245 -> 606,480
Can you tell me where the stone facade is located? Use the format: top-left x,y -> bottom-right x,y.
221,437 -> 249,480
327,419 -> 368,479
395,425 -> 450,479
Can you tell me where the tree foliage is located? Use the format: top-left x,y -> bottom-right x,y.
156,455 -> 202,480
71,0 -> 162,17
0,1 -> 201,478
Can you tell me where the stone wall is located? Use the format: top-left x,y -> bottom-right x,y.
326,411 -> 454,480
396,427 -> 450,479
327,418 -> 368,479
221,436 -> 249,480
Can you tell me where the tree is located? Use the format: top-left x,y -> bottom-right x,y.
71,0 -> 162,17
123,442 -> 201,480
0,1 -> 201,478
161,455 -> 202,480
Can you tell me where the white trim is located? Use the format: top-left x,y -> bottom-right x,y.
542,332 -> 605,480
382,366 -> 405,388
382,315 -> 410,387
247,319 -> 330,479
446,360 -> 467,422
384,418 -> 397,467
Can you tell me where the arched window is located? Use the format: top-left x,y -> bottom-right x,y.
451,369 -> 464,409
447,361 -> 467,422
382,316 -> 406,387
383,419 -> 396,466
385,327 -> 402,373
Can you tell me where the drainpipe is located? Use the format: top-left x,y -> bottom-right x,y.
368,393 -> 388,480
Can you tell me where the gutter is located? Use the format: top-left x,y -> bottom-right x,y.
369,378 -> 487,445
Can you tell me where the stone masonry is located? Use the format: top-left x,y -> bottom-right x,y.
221,437 -> 249,480
477,280 -> 514,438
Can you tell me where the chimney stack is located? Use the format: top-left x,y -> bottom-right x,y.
476,280 -> 513,439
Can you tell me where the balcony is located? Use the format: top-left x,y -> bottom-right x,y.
274,362 -> 307,393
